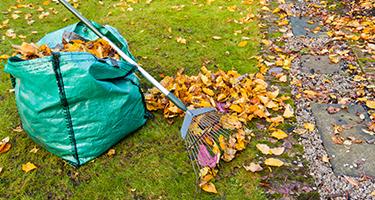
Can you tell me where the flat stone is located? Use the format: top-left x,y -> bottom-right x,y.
268,67 -> 283,76
300,55 -> 341,74
311,103 -> 375,177
290,17 -> 324,38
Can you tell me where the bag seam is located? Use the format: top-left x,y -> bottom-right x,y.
51,52 -> 80,166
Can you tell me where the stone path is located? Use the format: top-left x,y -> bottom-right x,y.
262,0 -> 375,199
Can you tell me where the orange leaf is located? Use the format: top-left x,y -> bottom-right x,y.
201,182 -> 218,193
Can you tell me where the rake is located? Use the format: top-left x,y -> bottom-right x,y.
58,0 -> 232,185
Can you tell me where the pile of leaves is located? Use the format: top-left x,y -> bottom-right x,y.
145,67 -> 294,193
11,32 -> 119,60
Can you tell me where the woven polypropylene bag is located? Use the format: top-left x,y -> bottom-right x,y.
4,22 -> 148,166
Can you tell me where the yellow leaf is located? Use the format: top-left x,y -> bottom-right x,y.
229,104 -> 243,113
201,182 -> 218,193
107,149 -> 116,156
272,7 -> 281,14
304,123 -> 315,132
271,129 -> 288,140
217,93 -> 226,101
22,162 -> 37,172
219,135 -> 227,150
303,90 -> 317,97
326,31 -> 334,37
366,100 -> 375,109
353,75 -> 366,81
238,41 -> 248,47
277,19 -> 289,26
265,158 -> 284,167
235,140 -> 246,151
261,6 -> 271,12
329,54 -> 340,64
0,54 -> 9,60
203,88 -> 214,96
261,39 -> 272,46
283,104 -> 294,118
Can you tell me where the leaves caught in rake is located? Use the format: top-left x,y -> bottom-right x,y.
183,110 -> 248,192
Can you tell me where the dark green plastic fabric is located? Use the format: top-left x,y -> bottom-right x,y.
4,22 -> 148,166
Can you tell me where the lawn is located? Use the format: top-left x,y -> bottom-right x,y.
0,0 -> 263,199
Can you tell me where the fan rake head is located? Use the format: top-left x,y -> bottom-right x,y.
181,108 -> 231,184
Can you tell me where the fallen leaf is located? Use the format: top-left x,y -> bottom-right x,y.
0,54 -> 9,60
327,106 -> 341,114
243,162 -> 263,172
22,162 -> 37,172
107,148 -> 116,156
5,29 -> 16,38
203,88 -> 215,96
256,144 -> 271,155
366,100 -> 375,109
238,41 -> 248,47
0,143 -> 11,154
271,129 -> 288,140
304,123 -> 315,132
270,147 -> 285,156
344,176 -> 359,187
176,36 -> 187,45
212,36 -> 222,40
283,104 -> 294,118
332,135 -> 344,144
322,155 -> 329,163
229,104 -> 243,113
265,158 -> 284,167
278,74 -> 287,82
0,137 -> 11,154
30,147 -> 39,153
201,182 -> 217,193
328,54 -> 340,64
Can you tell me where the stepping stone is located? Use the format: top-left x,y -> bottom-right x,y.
290,17 -> 324,38
300,55 -> 341,74
311,103 -> 375,177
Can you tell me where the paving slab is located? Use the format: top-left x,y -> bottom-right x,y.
311,103 -> 375,177
300,55 -> 341,74
290,17 -> 324,38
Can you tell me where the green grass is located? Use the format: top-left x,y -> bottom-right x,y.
0,0 -> 264,199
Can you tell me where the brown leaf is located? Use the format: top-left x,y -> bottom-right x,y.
0,143 -> 11,154
327,106 -> 341,114
332,135 -> 344,144
344,176 -> 359,187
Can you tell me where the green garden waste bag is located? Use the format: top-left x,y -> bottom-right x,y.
4,22 -> 148,166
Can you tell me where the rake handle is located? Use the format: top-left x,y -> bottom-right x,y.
58,0 -> 188,112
